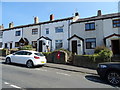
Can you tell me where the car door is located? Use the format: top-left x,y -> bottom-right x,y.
19,51 -> 32,64
11,51 -> 24,64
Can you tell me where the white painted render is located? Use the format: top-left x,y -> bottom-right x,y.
22,25 -> 40,45
2,28 -> 22,49
70,17 -> 120,55
40,20 -> 71,52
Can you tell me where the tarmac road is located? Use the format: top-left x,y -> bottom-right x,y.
0,60 -> 120,89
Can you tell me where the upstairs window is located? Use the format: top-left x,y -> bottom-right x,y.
46,28 -> 49,34
55,26 -> 63,33
15,31 -> 21,36
32,28 -> 38,35
85,23 -> 95,31
113,19 -> 120,28
86,38 -> 96,49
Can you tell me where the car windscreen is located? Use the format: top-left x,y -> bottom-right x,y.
34,53 -> 44,56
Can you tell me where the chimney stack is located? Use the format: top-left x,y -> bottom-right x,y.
50,14 -> 54,21
97,10 -> 102,16
34,16 -> 39,24
9,22 -> 14,28
0,24 -> 4,30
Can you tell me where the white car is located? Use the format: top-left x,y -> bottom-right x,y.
5,50 -> 47,68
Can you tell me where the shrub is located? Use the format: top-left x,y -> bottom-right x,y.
18,45 -> 33,50
98,49 -> 113,62
42,52 -> 51,56
94,46 -> 109,54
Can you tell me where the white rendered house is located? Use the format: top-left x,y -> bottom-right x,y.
69,10 -> 120,55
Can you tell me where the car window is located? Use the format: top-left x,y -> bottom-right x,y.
24,51 -> 32,55
34,53 -> 44,56
15,51 -> 24,55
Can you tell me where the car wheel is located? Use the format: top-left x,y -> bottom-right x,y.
107,71 -> 120,85
26,60 -> 34,68
5,57 -> 11,64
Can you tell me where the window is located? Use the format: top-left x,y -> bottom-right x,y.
85,23 -> 95,31
55,40 -> 63,49
24,51 -> 32,55
0,31 -> 3,38
0,42 -> 2,48
15,42 -> 20,47
15,51 -> 24,55
55,26 -> 63,33
46,28 -> 49,34
32,41 -> 37,48
4,43 -> 7,48
113,19 -> 120,28
15,31 -> 21,36
86,38 -> 96,49
32,28 -> 38,35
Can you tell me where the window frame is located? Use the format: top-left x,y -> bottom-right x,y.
32,41 -> 37,48
32,28 -> 38,35
55,26 -> 63,33
55,40 -> 63,49
15,31 -> 21,36
46,28 -> 49,34
85,22 -> 95,31
86,38 -> 96,49
15,42 -> 20,47
113,19 -> 120,28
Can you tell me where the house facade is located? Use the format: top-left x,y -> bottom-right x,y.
1,13 -> 79,52
69,10 -> 120,55
37,14 -> 79,52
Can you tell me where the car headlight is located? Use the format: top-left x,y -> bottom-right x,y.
99,64 -> 107,68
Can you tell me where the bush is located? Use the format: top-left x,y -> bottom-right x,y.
18,45 -> 33,50
98,49 -> 113,62
42,52 -> 51,57
94,46 -> 109,54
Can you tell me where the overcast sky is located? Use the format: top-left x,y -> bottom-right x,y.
1,2 -> 119,28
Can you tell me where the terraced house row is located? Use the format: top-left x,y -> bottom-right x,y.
0,10 -> 120,55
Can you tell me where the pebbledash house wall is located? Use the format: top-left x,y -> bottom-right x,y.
70,14 -> 120,55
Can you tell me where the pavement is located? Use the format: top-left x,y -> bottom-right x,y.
0,56 -> 97,75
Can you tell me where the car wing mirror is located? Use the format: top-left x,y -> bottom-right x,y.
13,53 -> 16,55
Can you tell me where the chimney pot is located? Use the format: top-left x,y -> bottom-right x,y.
50,14 -> 54,21
9,22 -> 14,28
75,12 -> 79,16
34,16 -> 39,24
97,10 -> 102,16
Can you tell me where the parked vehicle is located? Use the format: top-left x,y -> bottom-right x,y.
97,62 -> 120,85
5,50 -> 47,68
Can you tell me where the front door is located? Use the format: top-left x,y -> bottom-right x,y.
72,40 -> 77,54
111,40 -> 120,55
39,40 -> 43,52
10,43 -> 12,49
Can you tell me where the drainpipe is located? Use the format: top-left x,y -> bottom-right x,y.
68,20 -> 71,51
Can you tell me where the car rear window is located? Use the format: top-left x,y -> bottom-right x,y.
34,53 -> 44,56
